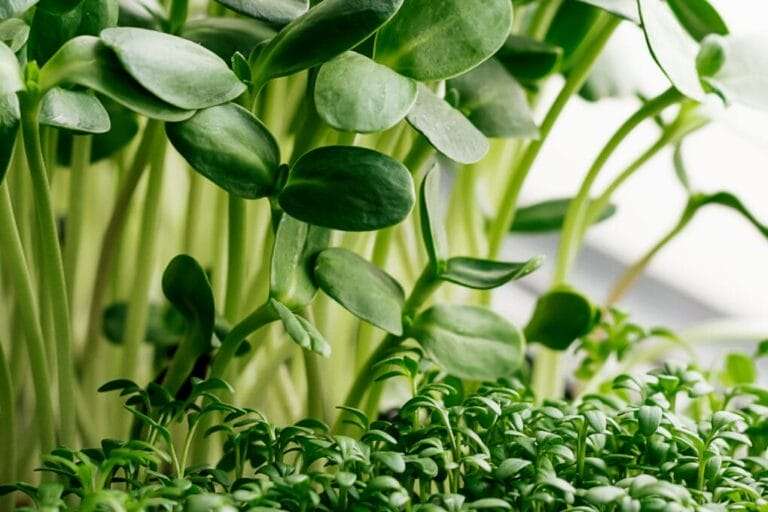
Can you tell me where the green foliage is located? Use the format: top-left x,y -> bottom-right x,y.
38,87 -> 110,134
511,197 -> 617,233
525,288 -> 597,351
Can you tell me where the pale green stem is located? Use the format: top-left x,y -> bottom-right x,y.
182,170 -> 204,255
64,135 -> 92,311
302,308 -> 329,421
526,0 -> 565,39
225,195 -> 247,322
210,302 -> 279,379
0,338 -> 16,511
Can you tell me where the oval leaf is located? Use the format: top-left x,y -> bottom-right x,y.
214,0 -> 307,26
162,255 -> 215,355
41,36 -> 192,121
117,0 -> 165,30
374,0 -> 512,81
279,145 -> 415,232
270,214 -> 331,310
315,51 -> 417,133
448,58 -> 538,139
314,247 -> 404,335
270,299 -> 331,357
252,0 -> 403,88
100,27 -> 246,109
441,256 -> 542,290
511,197 -> 617,233
0,0 -> 38,19
638,0 -> 706,101
412,304 -> 525,381
667,0 -> 727,42
166,103 -> 280,199
0,18 -> 29,53
0,40 -> 22,94
524,288 -> 596,351
39,87 -> 110,134
419,164 -> 448,267
181,17 -> 275,61
496,35 -> 563,83
407,84 -> 488,164
637,405 -> 662,436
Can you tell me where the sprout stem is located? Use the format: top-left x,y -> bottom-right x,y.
64,134 -> 92,312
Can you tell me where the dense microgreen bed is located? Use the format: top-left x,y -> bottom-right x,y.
1,0 -> 768,509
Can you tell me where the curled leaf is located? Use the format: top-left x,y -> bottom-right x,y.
441,256 -> 542,290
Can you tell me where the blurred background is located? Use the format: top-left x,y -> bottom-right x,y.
496,1 -> 768,368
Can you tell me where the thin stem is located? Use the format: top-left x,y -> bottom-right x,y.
19,91 -> 76,447
302,308 -> 329,421
64,134 -> 92,311
526,0 -> 565,40
182,170 -> 204,254
210,302 -> 279,379
487,14 -> 620,260
0,183 -> 55,455
224,195 -> 247,322
0,338 -> 16,511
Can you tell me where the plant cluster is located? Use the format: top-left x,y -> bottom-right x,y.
1,0 -> 768,509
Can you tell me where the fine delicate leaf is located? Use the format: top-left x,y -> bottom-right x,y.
40,36 -> 193,121
214,0 -> 308,26
692,191 -> 768,239
279,145 -> 415,232
0,40 -> 22,94
180,17 -> 275,61
270,299 -> 331,357
314,248 -> 405,335
39,87 -> 111,134
577,0 -> 638,23
166,103 -> 280,199
419,165 -> 448,267
270,214 -> 331,310
374,0 -> 512,81
412,304 -> 525,381
448,59 -> 539,139
100,27 -> 246,110
251,0 -> 403,88
0,93 -> 19,184
638,0 -> 706,101
667,0 -> 728,42
496,35 -> 563,83
525,288 -> 596,351
441,256 -> 542,290
407,84 -> 489,164
511,197 -> 617,233
314,51 -> 417,133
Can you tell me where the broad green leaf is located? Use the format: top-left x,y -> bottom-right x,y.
412,304 -> 525,381
39,88 -> 110,134
407,84 -> 488,164
698,34 -> 768,112
0,18 -> 30,52
546,1 -> 600,72
40,36 -> 193,121
181,17 -> 275,62
448,58 -> 538,139
0,93 -> 19,184
496,458 -> 531,479
314,247 -> 404,335
279,145 -> 415,232
374,0 -> 512,81
496,35 -> 563,83
667,0 -> 727,42
637,404 -> 662,436
162,255 -> 215,357
419,165 -> 448,267
270,214 -> 331,309
441,256 -> 542,290
577,0 -> 638,23
469,498 -> 512,510
117,0 -> 165,30
100,27 -> 246,110
722,352 -> 756,386
214,0 -> 307,26
638,0 -> 706,101
524,288 -> 596,351
166,103 -> 280,199
0,0 -> 37,19
28,0 -> 118,65
314,51 -> 417,133
251,0 -> 403,88
584,486 -> 626,504
511,197 -> 617,233
0,41 -> 22,94
270,299 -> 331,357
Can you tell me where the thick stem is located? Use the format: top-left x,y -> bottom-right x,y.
224,195 -> 247,322
19,92 -> 76,447
64,134 -> 92,311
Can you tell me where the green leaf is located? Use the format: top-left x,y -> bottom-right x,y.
374,0 -> 512,81
412,304 -> 525,381
0,0 -> 38,19
722,352 -> 756,386
419,165 -> 448,268
469,498 -> 511,510
166,103 -> 280,199
496,458 -> 531,479
511,197 -> 617,233
374,451 -> 406,473
0,18 -> 30,52
180,16 -> 275,62
0,93 -> 19,184
546,1 -> 601,72
577,0 -> 638,23
496,35 -> 563,83
638,0 -> 706,101
40,36 -> 193,121
100,27 -> 246,110
692,191 -> 768,239
637,404 -> 662,436
698,34 -> 768,112
314,247 -> 404,335
39,88 -> 110,134
524,287 -> 596,351
251,0 -> 403,88
269,299 -> 330,357
447,59 -> 538,139
279,145 -> 415,232
215,0 -> 307,26
117,0 -> 165,30
102,302 -> 183,347
580,39 -> 643,101
0,40 -> 22,94
441,256 -> 542,290
314,51 -> 417,134
667,0 -> 727,42
407,84 -> 488,164
270,214 -> 331,309
583,486 -> 626,504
